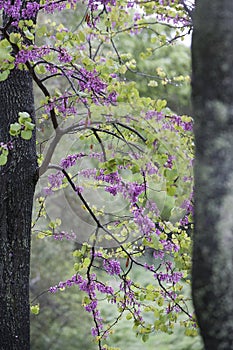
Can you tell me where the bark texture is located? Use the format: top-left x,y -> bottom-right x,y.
0,69 -> 37,349
192,1 -> 233,349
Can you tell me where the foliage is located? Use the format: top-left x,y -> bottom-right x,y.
0,1 -> 196,349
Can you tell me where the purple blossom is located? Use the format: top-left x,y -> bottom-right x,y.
22,1 -> 40,18
126,182 -> 145,204
57,48 -> 72,63
75,186 -> 84,194
43,171 -> 64,195
91,327 -> 99,337
166,304 -> 181,314
88,0 -> 116,11
42,0 -> 66,13
103,259 -> 121,275
0,141 -> 13,151
48,171 -> 64,188
53,231 -> 76,241
105,185 -> 118,196
85,300 -> 98,312
144,162 -> 158,175
77,68 -> 117,104
60,153 -> 85,169
160,239 -> 179,253
145,110 -> 163,121
46,64 -> 58,74
172,115 -> 193,131
181,199 -> 194,215
96,283 -> 114,295
146,200 -> 160,216
164,154 -> 175,169
144,263 -> 155,271
79,68 -> 106,93
0,0 -> 21,22
154,271 -> 183,284
133,12 -> 141,21
96,170 -> 121,184
180,215 -> 189,226
15,46 -> 51,65
133,207 -> 155,236
153,250 -> 164,259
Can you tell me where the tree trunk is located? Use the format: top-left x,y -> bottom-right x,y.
0,68 -> 37,349
192,1 -> 233,349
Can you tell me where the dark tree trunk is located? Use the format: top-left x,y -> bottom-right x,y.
192,1 -> 233,349
0,68 -> 37,349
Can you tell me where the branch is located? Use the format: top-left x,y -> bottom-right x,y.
38,128 -> 64,177
25,62 -> 59,130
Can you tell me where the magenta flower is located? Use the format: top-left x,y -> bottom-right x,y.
103,259 -> 121,275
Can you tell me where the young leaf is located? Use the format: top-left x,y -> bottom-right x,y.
9,122 -> 21,136
21,130 -> 32,140
31,304 -> 40,315
0,154 -> 8,165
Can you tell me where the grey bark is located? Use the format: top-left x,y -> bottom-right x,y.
192,1 -> 233,349
0,69 -> 37,349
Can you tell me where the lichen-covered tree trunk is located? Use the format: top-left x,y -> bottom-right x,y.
0,69 -> 37,349
192,1 -> 233,349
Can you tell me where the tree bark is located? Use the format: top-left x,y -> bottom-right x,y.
192,1 -> 233,349
0,68 -> 37,349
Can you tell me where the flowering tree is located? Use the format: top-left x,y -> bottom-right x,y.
0,1 -> 195,349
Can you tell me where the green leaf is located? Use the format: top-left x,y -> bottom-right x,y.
37,232 -> 45,239
18,111 -> 31,124
0,70 -> 10,82
21,130 -> 32,140
35,64 -> 47,75
9,32 -> 21,44
56,32 -> 66,41
142,334 -> 149,342
167,185 -> 177,196
31,304 -> 40,315
55,218 -> 61,226
126,313 -> 133,320
23,29 -> 34,41
9,122 -> 21,136
156,99 -> 167,112
0,154 -> 8,165
78,31 -> 86,42
74,262 -> 81,272
24,121 -> 35,130
83,257 -> 91,268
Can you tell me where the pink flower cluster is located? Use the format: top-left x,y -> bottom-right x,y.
44,171 -> 64,195
119,278 -> 142,322
154,271 -> 183,284
103,259 -> 121,275
78,68 -> 117,105
50,272 -> 115,338
133,207 -> 155,236
0,141 -> 13,151
42,0 -> 78,14
88,0 -> 116,11
53,231 -> 76,240
145,110 -> 193,132
60,153 -> 85,169
164,154 -> 175,169
0,0 -> 22,23
15,46 -> 51,65
22,1 -> 40,18
94,170 -> 146,204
